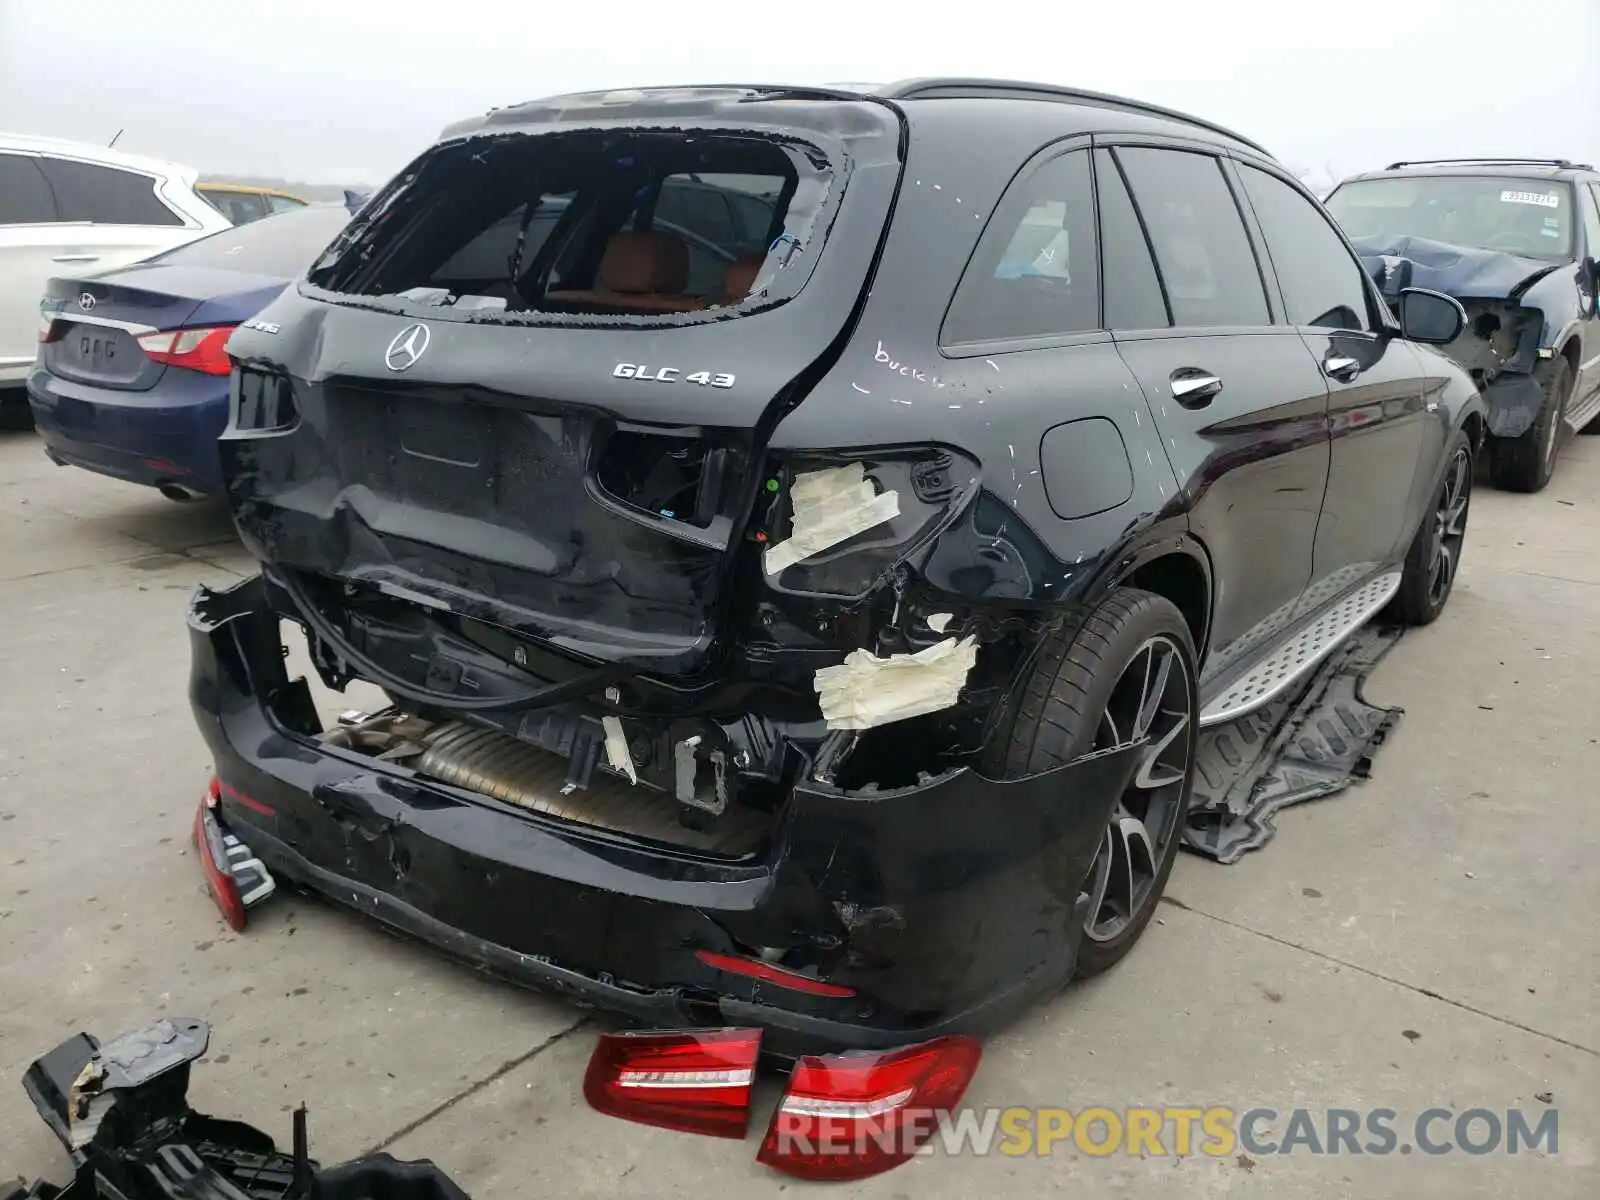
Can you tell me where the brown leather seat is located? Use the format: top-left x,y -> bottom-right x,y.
547,231 -> 703,312
720,253 -> 765,304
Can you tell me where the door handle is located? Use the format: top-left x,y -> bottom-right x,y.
1323,353 -> 1361,383
1170,368 -> 1223,409
51,254 -> 100,263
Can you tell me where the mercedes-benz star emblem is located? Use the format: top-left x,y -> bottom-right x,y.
78,293 -> 95,311
384,323 -> 430,372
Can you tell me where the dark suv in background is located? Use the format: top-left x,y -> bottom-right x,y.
1326,158 -> 1600,492
189,80 -> 1483,1054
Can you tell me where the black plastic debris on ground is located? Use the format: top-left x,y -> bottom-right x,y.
1184,624 -> 1405,864
8,1016 -> 469,1200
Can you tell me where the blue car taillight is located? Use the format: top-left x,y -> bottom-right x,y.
758,449 -> 977,599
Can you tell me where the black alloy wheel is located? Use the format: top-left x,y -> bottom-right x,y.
1082,635 -> 1194,945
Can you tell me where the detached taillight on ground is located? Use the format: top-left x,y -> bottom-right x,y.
137,326 -> 237,375
192,777 -> 276,931
583,1028 -> 762,1139
757,1035 -> 983,1180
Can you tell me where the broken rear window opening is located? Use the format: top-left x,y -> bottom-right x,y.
305,130 -> 833,323
1326,175 -> 1576,262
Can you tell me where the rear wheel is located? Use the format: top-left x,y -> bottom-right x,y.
1390,430 -> 1472,626
985,588 -> 1197,978
1488,359 -> 1570,492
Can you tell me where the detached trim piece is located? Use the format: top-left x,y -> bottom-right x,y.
16,1017 -> 472,1199
1186,624 -> 1404,863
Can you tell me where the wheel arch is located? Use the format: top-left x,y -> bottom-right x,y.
1558,335 -> 1582,381
1110,536 -> 1213,667
1460,408 -> 1485,457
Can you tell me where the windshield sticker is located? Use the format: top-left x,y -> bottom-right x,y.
1500,190 -> 1561,208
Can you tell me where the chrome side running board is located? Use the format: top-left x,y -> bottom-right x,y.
1199,570 -> 1403,727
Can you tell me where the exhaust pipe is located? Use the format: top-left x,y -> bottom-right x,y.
158,482 -> 208,502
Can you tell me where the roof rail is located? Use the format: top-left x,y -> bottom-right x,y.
1383,157 -> 1592,171
878,77 -> 1273,157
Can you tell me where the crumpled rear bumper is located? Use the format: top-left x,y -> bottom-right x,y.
187,574 -> 1139,1057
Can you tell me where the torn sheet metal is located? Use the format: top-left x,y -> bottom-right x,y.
1184,624 -> 1404,864
814,635 -> 978,730
601,714 -> 638,785
764,463 -> 900,574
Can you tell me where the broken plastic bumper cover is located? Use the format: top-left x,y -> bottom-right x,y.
14,1016 -> 469,1199
187,574 -> 1143,1057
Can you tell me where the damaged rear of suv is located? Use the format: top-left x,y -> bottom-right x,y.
1326,158 -> 1600,492
191,81 -> 1483,1055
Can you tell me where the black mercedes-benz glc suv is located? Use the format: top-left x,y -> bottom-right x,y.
189,79 -> 1484,1057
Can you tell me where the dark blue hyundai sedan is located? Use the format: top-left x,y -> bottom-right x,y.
27,202 -> 354,499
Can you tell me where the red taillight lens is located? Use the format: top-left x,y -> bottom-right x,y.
193,778 -> 246,932
137,325 -> 237,375
695,950 -> 856,998
191,777 -> 276,931
583,1028 -> 761,1139
757,1035 -> 983,1180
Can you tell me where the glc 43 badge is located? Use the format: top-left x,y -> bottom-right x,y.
613,362 -> 734,387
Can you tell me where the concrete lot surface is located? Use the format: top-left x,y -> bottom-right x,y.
1,423 -> 1595,1197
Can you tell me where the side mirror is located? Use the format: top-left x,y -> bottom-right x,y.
1397,287 -> 1466,345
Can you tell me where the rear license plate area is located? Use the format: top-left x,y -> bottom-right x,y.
50,323 -> 142,385
328,388 -> 584,521
71,330 -> 122,369
400,402 -> 489,468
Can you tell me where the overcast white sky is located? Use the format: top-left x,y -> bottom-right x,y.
2,0 -> 1596,187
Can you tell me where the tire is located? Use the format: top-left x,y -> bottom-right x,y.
1389,430 -> 1473,627
1488,359 -> 1570,492
984,588 -> 1198,978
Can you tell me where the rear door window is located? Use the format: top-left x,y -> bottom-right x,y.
1238,164 -> 1372,331
1114,148 -> 1270,328
655,174 -> 779,256
943,148 -> 1100,346
38,158 -> 184,227
0,154 -> 59,224
266,193 -> 307,214
427,196 -> 571,290
1094,150 -> 1169,330
648,174 -> 784,297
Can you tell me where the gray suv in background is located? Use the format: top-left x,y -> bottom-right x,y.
1326,158 -> 1600,492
